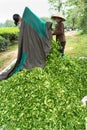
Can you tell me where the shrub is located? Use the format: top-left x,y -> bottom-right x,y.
0,36 -> 10,51
0,33 -> 18,41
0,27 -> 19,41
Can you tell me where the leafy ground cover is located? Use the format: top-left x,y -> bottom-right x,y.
0,40 -> 87,130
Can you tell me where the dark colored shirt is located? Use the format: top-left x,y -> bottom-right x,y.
53,22 -> 66,42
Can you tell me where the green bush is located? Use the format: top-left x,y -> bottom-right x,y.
0,36 -> 10,51
0,40 -> 87,129
0,33 -> 18,41
0,27 -> 19,42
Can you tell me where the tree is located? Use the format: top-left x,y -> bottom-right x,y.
48,0 -> 87,32
4,20 -> 15,27
66,7 -> 81,30
66,0 -> 87,32
79,0 -> 87,33
0,23 -> 4,27
48,0 -> 67,14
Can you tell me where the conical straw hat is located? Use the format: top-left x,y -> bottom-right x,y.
51,12 -> 66,21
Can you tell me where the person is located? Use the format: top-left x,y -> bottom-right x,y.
13,14 -> 22,27
51,13 -> 66,58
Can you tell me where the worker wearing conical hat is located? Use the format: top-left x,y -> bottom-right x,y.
51,12 -> 66,57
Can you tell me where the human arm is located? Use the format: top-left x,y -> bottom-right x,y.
52,23 -> 64,35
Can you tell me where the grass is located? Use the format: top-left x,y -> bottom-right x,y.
8,41 -> 18,51
65,32 -> 87,57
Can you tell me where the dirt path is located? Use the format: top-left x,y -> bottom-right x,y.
0,49 -> 18,59
0,49 -> 18,71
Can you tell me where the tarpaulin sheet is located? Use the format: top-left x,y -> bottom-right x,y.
0,7 -> 52,80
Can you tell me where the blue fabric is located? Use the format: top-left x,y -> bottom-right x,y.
23,7 -> 47,38
13,53 -> 28,74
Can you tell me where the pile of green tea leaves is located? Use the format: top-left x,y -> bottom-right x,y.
0,40 -> 87,130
